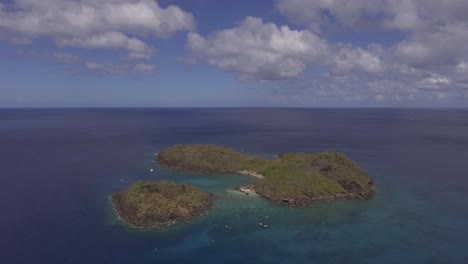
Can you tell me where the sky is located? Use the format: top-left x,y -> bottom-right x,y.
1,0 -> 468,108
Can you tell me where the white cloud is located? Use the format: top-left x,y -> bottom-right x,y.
0,0 -> 194,75
82,61 -> 156,76
85,61 -> 129,75
330,45 -> 384,75
272,0 -> 468,101
416,74 -> 452,90
51,52 -> 80,64
128,52 -> 153,61
396,23 -> 468,69
187,17 -> 327,80
276,0 -> 383,32
456,62 -> 468,73
275,0 -> 468,32
187,16 -> 382,80
276,0 -> 468,72
56,31 -> 156,57
0,0 -> 194,39
134,63 -> 156,74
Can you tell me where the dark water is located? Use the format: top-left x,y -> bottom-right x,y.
1,108 -> 468,264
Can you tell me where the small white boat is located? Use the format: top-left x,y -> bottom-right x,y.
150,168 -> 154,173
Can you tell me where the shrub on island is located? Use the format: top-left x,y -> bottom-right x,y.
112,181 -> 213,228
157,145 -> 375,206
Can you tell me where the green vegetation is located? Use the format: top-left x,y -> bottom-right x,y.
157,144 -> 269,174
253,152 -> 374,205
112,181 -> 213,228
158,145 -> 375,206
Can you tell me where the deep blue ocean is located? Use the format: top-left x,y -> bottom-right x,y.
1,108 -> 467,264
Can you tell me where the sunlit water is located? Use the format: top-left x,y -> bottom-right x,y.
1,108 -> 467,263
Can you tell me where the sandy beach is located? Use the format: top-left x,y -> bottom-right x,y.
237,170 -> 264,179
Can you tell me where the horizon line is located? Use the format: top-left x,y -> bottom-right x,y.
1,106 -> 467,110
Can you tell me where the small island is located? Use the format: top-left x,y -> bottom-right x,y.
112,181 -> 213,228
157,144 -> 375,206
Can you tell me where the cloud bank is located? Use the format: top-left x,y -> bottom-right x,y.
273,0 -> 468,100
0,0 -> 194,75
184,0 -> 468,103
0,0 -> 467,104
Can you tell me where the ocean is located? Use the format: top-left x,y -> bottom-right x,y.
0,108 -> 467,263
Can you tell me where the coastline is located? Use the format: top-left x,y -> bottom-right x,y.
234,184 -> 376,205
259,188 -> 377,207
235,185 -> 257,195
236,170 -> 264,179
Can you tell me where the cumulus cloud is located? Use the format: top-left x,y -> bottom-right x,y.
1,0 -> 467,103
275,0 -> 468,70
187,17 -> 326,80
0,0 -> 194,39
276,0 -> 384,32
275,0 -> 468,32
330,45 -> 384,75
419,75 -> 451,89
0,0 -> 194,75
396,22 -> 468,69
187,16 -> 382,80
272,0 -> 468,102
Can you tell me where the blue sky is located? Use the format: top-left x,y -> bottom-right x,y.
1,0 -> 468,107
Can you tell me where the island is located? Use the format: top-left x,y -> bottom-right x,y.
112,181 -> 213,228
157,144 -> 375,206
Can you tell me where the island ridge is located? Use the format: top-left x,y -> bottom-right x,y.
157,144 -> 375,206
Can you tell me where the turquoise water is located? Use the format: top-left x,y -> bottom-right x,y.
1,108 -> 467,263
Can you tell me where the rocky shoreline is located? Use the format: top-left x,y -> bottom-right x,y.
235,185 -> 257,195
234,184 -> 375,205
236,170 -> 264,179
258,187 -> 376,207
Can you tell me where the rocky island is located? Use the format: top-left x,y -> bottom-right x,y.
157,144 -> 375,206
112,181 -> 213,228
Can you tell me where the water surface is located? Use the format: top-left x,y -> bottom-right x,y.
1,108 -> 467,263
